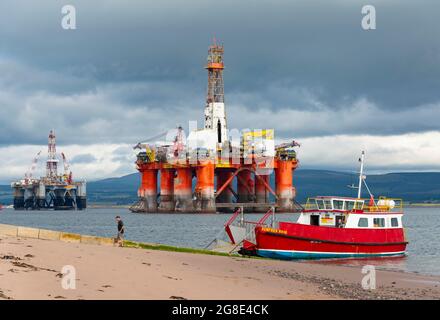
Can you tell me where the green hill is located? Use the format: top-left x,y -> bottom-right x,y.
294,170 -> 440,203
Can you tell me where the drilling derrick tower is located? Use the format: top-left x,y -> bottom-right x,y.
204,40 -> 228,145
46,129 -> 59,181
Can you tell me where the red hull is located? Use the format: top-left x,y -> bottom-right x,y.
255,222 -> 407,257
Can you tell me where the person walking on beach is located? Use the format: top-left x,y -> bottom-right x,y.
115,216 -> 125,247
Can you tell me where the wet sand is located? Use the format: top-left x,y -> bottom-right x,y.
1,235 -> 440,300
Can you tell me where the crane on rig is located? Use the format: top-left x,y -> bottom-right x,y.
275,140 -> 301,149
24,151 -> 42,185
61,152 -> 73,184
171,126 -> 185,158
275,140 -> 300,161
133,130 -> 170,150
133,126 -> 186,162
133,130 -> 169,163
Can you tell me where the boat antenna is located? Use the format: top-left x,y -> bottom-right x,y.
357,151 -> 365,199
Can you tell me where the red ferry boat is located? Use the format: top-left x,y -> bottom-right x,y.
224,152 -> 408,260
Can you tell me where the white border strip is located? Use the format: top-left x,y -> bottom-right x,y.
258,248 -> 406,255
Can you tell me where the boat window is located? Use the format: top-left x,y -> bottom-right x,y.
316,200 -> 325,210
391,217 -> 399,227
373,218 -> 385,228
324,200 -> 333,210
355,201 -> 364,210
346,201 -> 355,211
358,218 -> 369,227
336,215 -> 345,228
310,215 -> 320,226
333,200 -> 344,210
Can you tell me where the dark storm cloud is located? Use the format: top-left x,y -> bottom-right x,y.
0,0 -> 439,146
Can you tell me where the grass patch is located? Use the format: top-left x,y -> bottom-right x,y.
122,240 -> 266,260
123,240 -> 240,257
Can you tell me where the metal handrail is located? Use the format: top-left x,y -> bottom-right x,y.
257,207 -> 275,225
224,207 -> 242,227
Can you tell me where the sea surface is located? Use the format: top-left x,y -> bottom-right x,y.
0,207 -> 439,276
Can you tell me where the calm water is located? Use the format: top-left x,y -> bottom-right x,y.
0,207 -> 439,276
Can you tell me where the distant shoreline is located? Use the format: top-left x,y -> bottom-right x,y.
85,203 -> 440,210
87,204 -> 131,209
404,203 -> 440,208
3,203 -> 439,211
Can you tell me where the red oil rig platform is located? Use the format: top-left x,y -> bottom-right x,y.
130,41 -> 301,213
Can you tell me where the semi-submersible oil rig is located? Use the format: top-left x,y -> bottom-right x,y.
11,130 -> 87,210
130,41 -> 301,213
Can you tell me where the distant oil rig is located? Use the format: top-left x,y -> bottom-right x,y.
130,41 -> 301,213
11,130 -> 87,210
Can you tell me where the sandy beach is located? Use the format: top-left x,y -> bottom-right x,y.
1,234 -> 440,300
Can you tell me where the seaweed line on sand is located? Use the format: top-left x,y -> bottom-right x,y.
270,270 -> 432,300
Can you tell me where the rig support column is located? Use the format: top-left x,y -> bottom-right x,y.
76,182 -> 87,210
174,168 -> 193,212
13,187 -> 25,210
195,162 -> 215,212
237,170 -> 254,203
54,188 -> 66,210
139,169 -> 158,212
275,160 -> 294,212
36,182 -> 46,208
216,170 -> 233,206
159,169 -> 175,212
255,173 -> 269,212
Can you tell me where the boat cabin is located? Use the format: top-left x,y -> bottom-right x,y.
305,196 -> 364,212
298,196 -> 403,229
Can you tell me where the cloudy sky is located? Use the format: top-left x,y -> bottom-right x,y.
0,0 -> 439,183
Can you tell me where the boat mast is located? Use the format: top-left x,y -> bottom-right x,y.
357,151 -> 365,199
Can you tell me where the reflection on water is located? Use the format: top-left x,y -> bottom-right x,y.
305,255 -> 409,273
0,207 -> 439,276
